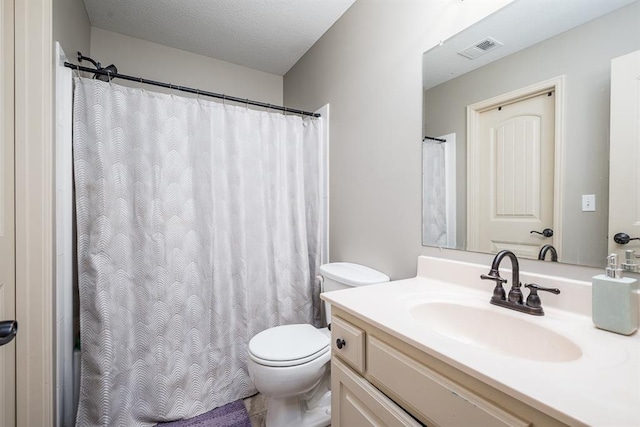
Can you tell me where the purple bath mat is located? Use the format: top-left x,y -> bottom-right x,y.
156,400 -> 251,427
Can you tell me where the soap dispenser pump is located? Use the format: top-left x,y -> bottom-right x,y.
592,253 -> 638,335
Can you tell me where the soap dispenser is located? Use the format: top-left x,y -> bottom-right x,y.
592,253 -> 638,335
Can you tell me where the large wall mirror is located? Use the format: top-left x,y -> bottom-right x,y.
422,0 -> 640,268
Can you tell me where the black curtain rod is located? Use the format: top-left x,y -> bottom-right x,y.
63,62 -> 321,118
423,135 -> 446,143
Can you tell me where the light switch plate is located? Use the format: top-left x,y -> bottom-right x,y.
582,194 -> 596,212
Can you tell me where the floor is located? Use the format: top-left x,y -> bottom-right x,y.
242,393 -> 332,427
243,393 -> 267,427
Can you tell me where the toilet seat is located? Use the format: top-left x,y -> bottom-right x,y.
249,324 -> 330,367
249,346 -> 330,367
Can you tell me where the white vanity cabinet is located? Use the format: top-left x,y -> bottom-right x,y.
330,308 -> 569,427
332,358 -> 422,427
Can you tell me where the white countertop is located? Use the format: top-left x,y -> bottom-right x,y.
321,256 -> 640,427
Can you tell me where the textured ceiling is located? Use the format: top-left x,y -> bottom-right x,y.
83,0 -> 355,76
423,0 -> 637,89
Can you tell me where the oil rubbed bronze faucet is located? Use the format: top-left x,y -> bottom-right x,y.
481,250 -> 560,315
538,244 -> 558,262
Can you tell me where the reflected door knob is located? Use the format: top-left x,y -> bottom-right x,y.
530,228 -> 553,238
613,233 -> 640,245
0,320 -> 18,346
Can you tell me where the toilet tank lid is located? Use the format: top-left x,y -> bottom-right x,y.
319,262 -> 390,287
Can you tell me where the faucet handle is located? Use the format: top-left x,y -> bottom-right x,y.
525,283 -> 560,308
480,273 -> 507,301
480,273 -> 507,284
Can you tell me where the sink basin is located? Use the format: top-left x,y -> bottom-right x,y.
410,302 -> 582,362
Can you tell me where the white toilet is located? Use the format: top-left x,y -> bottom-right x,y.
247,262 -> 390,427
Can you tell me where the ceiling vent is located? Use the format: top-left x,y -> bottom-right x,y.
458,37 -> 503,60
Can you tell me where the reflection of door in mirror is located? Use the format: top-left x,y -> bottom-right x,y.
0,0 -> 16,426
609,50 -> 640,269
468,90 -> 555,259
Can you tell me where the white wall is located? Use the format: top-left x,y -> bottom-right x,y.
284,0 -> 616,282
90,27 -> 283,105
52,1 -> 90,425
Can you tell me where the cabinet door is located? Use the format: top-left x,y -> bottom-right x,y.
331,358 -> 421,427
367,336 -> 530,427
332,316 -> 365,373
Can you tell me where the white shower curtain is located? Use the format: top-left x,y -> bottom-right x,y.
73,78 -> 323,426
422,140 -> 447,246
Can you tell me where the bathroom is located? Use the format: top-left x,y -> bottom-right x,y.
1,0 -> 639,426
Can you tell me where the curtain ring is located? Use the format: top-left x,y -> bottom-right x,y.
222,94 -> 226,105
196,88 -> 200,100
266,103 -> 271,113
139,76 -> 143,90
284,106 -> 287,116
245,98 -> 249,110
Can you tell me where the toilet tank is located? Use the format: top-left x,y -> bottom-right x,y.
319,262 -> 390,324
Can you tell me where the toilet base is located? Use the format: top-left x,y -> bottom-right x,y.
265,372 -> 331,427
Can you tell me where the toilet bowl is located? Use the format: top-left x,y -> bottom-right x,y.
247,263 -> 390,427
248,324 -> 332,427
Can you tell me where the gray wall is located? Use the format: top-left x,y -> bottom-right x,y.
283,0 -> 513,279
90,27 -> 283,105
283,0 -> 631,282
53,0 -> 91,60
423,2 -> 640,268
53,7 -> 284,105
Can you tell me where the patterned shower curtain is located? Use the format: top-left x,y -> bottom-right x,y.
73,78 -> 323,426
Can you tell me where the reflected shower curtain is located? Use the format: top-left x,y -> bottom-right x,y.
73,78 -> 323,426
422,140 -> 447,246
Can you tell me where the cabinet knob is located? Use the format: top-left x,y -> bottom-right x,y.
336,338 -> 346,349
